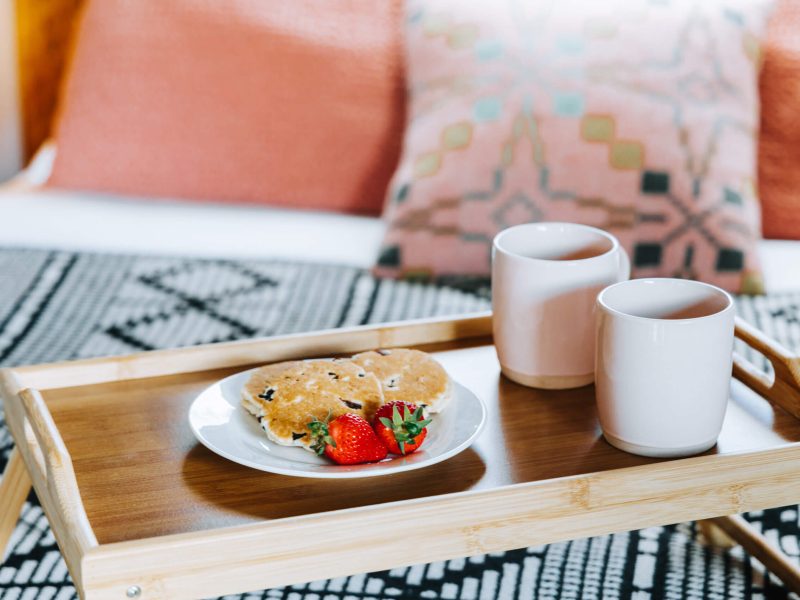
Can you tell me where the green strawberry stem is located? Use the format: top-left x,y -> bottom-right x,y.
380,404 -> 432,454
308,411 -> 337,455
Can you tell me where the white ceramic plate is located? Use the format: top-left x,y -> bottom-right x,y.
188,367 -> 487,478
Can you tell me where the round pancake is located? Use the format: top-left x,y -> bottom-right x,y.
241,359 -> 384,449
351,348 -> 452,413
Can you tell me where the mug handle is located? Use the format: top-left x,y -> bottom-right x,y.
618,247 -> 631,281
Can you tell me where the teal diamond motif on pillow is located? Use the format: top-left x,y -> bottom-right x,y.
475,40 -> 504,60
724,188 -> 743,206
716,248 -> 743,271
634,243 -> 662,267
377,246 -> 401,268
475,97 -> 502,122
641,171 -> 670,194
556,34 -> 584,55
553,92 -> 584,117
395,183 -> 410,203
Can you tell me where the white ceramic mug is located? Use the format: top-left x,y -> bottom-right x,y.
595,278 -> 735,457
492,222 -> 630,389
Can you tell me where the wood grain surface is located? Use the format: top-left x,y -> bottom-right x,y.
41,337 -> 800,546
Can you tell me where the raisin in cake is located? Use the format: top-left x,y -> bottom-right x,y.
351,348 -> 452,413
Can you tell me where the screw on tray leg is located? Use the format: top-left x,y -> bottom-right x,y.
126,585 -> 142,598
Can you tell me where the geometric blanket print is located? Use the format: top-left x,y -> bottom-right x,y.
377,0 -> 771,294
1,247 -> 800,600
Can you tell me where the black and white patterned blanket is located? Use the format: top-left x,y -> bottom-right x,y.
0,247 -> 799,600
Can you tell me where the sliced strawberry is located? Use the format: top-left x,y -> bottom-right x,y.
308,413 -> 388,465
373,401 -> 432,455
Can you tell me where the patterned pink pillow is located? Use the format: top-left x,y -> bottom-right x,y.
376,0 -> 772,293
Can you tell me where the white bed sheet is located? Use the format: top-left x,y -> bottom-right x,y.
0,187 -> 798,293
0,189 -> 385,268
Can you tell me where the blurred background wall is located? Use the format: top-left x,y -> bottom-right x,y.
0,0 -> 22,181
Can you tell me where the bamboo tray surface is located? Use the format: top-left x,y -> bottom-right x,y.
42,336 -> 800,545
5,312 -> 800,600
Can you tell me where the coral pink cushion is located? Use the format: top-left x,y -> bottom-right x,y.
49,0 -> 404,216
377,0 -> 770,293
759,0 -> 800,240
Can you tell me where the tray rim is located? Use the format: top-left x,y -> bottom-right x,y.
3,310 -> 800,600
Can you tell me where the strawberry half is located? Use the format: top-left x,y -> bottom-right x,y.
308,413 -> 388,465
373,401 -> 432,455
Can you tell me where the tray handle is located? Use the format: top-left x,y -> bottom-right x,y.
18,388 -> 98,548
19,388 -> 70,480
733,316 -> 800,420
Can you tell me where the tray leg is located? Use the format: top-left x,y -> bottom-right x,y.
0,447 -> 32,561
705,515 -> 800,593
698,518 -> 736,549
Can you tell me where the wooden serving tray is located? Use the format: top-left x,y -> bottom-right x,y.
1,312 -> 800,600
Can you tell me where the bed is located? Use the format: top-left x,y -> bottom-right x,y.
2,147 -> 800,599
2,146 -> 798,293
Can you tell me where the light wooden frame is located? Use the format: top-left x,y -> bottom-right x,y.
1,312 -> 800,599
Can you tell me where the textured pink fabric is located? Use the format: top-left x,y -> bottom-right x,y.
376,0 -> 770,293
759,0 -> 800,240
49,0 -> 405,215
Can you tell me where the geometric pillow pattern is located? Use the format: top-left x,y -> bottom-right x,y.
376,0 -> 773,293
